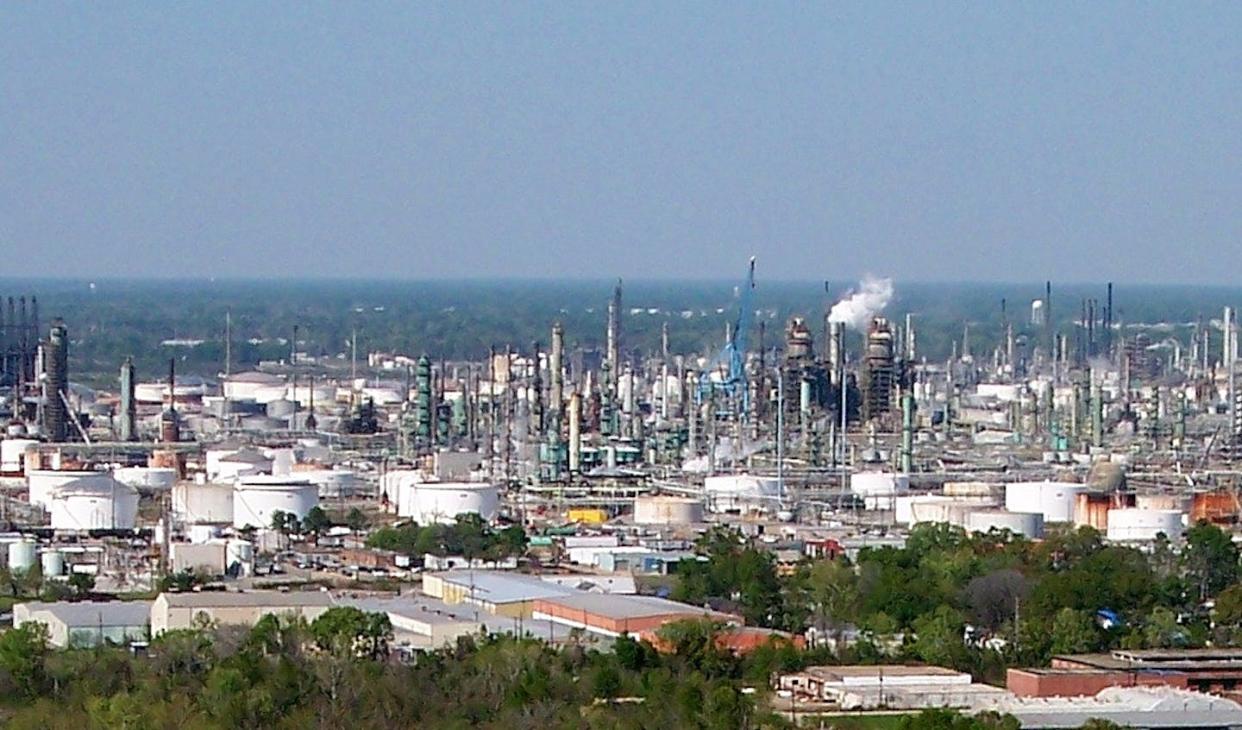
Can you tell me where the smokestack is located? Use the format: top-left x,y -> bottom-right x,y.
660,322 -> 671,421
568,391 -> 581,473
43,319 -> 69,442
606,279 -> 622,397
1225,307 -> 1235,369
829,321 -> 844,388
904,313 -> 916,361
161,357 -> 180,443
550,323 -> 564,437
531,341 -> 544,438
120,357 -> 136,441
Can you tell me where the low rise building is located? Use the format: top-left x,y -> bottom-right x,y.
777,665 -> 1007,710
151,590 -> 333,635
1052,649 -> 1242,697
14,600 -> 150,648
531,592 -> 737,638
422,571 -> 574,618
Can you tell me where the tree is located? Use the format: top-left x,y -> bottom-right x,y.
963,569 -> 1029,632
1048,608 -> 1100,655
912,606 -> 971,669
1183,522 -> 1239,602
302,506 -> 332,544
805,558 -> 859,643
310,607 -> 392,659
0,623 -> 48,699
68,571 -> 95,598
344,507 -> 367,534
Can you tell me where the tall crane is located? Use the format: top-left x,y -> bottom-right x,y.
698,257 -> 756,410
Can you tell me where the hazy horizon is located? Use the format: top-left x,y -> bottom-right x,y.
3,4 -> 1239,283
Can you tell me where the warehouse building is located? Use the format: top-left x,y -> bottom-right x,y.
151,590 -> 332,635
531,592 -> 736,638
14,600 -> 150,648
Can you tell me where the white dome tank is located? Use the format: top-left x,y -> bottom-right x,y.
1004,481 -> 1086,522
703,474 -> 781,512
114,466 -> 177,491
633,495 -> 704,525
396,481 -> 499,525
1106,508 -> 1185,542
233,476 -> 319,529
49,476 -> 139,531
173,483 -> 236,525
1,439 -> 39,473
28,469 -> 115,509
850,471 -> 911,510
967,510 -> 1044,538
7,540 -> 36,573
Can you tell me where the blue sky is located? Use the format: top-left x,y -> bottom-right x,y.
1,3 -> 1238,283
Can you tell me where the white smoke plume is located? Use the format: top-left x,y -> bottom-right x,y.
828,275 -> 894,331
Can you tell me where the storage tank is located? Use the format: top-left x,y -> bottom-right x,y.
296,469 -> 360,498
173,483 -> 235,525
40,549 -> 64,577
896,495 -> 995,527
1004,481 -> 1086,522
1,439 -> 39,473
703,474 -> 781,512
114,466 -> 177,491
850,471 -> 911,510
1137,493 -> 1191,513
226,539 -> 254,577
233,476 -> 319,529
633,495 -> 705,525
396,481 -> 499,525
1106,509 -> 1185,542
49,476 -> 139,531
380,469 -> 420,505
28,469 -> 117,509
1191,491 -> 1240,524
967,510 -> 1044,538
7,540 -> 37,573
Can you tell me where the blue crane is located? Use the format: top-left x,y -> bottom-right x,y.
698,257 -> 756,409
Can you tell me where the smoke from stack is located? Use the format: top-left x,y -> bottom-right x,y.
828,275 -> 894,331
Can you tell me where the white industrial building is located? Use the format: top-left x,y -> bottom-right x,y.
703,474 -> 781,512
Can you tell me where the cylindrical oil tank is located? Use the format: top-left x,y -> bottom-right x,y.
233,476 -> 319,529
114,466 -> 177,491
187,524 -> 222,543
396,481 -> 499,525
942,481 -> 1003,499
1,439 -> 39,473
49,477 -> 139,531
173,483 -> 236,525
633,495 -> 705,525
380,469 -> 420,505
40,549 -> 64,577
27,469 -> 116,509
1004,481 -> 1086,522
1074,492 -> 1113,531
296,469 -> 359,498
967,510 -> 1044,538
703,474 -> 782,512
7,540 -> 37,573
1106,508 -> 1185,542
850,471 -> 911,511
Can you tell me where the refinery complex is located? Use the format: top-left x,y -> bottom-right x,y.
5,268 -> 1242,724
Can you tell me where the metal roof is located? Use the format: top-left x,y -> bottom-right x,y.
19,600 -> 151,627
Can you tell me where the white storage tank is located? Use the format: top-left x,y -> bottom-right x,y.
114,466 -> 177,491
703,474 -> 781,512
49,476 -> 139,531
633,495 -> 705,525
296,469 -> 359,498
1,439 -> 39,473
40,549 -> 64,577
233,476 -> 319,529
1004,481 -> 1086,523
850,471 -> 911,510
28,469 -> 116,509
187,524 -> 222,543
396,481 -> 499,525
381,469 -> 420,505
173,483 -> 236,525
967,510 -> 1044,538
7,540 -> 37,573
226,539 -> 254,577
896,495 -> 995,527
1106,508 -> 1185,542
